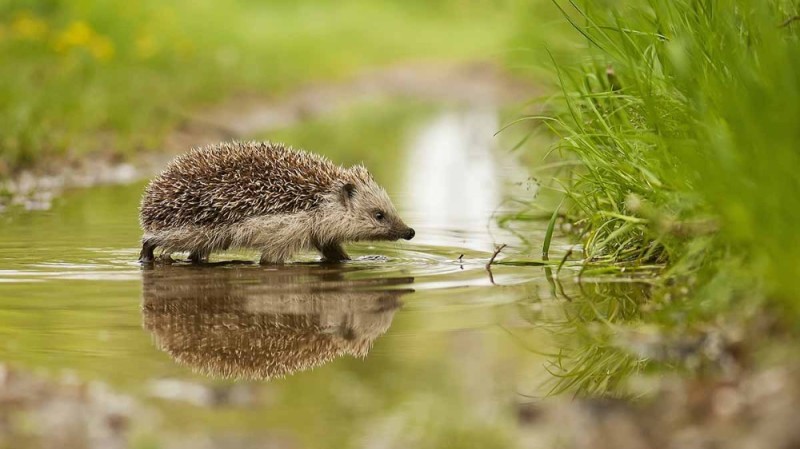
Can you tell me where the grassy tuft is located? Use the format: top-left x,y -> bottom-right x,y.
515,0 -> 800,318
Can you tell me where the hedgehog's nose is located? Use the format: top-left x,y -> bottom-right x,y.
403,228 -> 415,240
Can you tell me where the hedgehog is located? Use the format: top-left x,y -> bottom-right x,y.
138,141 -> 415,264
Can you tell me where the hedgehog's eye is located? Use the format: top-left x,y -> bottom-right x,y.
374,211 -> 385,221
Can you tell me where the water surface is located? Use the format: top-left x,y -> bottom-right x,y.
0,103 -> 648,448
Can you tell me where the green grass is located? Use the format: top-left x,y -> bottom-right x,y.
513,0 -> 800,317
503,0 -> 800,395
0,0 -> 516,174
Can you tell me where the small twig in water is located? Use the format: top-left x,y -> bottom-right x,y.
556,248 -> 574,274
485,244 -> 507,270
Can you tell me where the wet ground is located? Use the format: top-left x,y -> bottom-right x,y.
0,101 -> 666,448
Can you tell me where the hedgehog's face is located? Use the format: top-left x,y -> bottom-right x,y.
339,179 -> 415,242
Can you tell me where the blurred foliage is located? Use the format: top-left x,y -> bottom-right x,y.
511,0 -> 800,321
0,0 -> 519,174
261,101 -> 432,188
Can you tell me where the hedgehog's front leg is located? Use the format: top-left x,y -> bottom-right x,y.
318,243 -> 350,263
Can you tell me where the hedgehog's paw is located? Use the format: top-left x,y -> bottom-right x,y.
318,243 -> 350,263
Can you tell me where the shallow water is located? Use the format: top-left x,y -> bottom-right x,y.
0,104 -> 649,448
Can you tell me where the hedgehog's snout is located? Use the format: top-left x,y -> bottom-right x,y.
403,228 -> 415,240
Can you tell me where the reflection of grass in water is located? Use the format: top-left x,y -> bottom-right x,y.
0,0 -> 513,173
522,276 -> 652,398
518,265 -> 756,397
547,283 -> 649,395
545,343 -> 642,397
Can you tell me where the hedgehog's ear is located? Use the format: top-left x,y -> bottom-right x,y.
340,183 -> 356,207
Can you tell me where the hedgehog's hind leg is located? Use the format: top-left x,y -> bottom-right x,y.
259,251 -> 286,265
318,243 -> 350,263
258,244 -> 296,265
188,249 -> 210,264
139,238 -> 156,263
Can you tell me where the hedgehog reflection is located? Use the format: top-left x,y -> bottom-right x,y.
142,265 -> 413,380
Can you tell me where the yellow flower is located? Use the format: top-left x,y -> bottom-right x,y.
135,34 -> 158,59
89,35 -> 115,60
54,21 -> 94,52
53,20 -> 115,61
11,11 -> 48,40
175,38 -> 195,57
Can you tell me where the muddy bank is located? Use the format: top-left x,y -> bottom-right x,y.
4,361 -> 798,449
0,363 -> 292,449
0,363 -> 139,449
1,61 -> 533,213
520,365 -> 800,449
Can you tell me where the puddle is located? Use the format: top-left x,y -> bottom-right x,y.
0,102 -> 649,447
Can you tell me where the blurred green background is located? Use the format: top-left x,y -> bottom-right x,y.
0,0 -> 530,173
